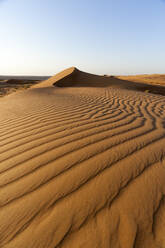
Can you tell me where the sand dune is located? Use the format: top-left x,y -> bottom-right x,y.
33,67 -> 165,96
118,74 -> 165,87
0,68 -> 165,248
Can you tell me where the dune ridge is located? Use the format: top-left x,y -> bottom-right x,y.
33,67 -> 165,96
0,68 -> 165,248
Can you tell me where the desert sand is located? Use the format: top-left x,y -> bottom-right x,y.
0,67 -> 165,248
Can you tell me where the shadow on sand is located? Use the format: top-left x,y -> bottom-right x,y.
54,68 -> 165,96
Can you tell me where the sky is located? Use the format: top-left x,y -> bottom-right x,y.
0,0 -> 165,76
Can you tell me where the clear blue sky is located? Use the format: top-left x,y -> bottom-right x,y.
0,0 -> 165,76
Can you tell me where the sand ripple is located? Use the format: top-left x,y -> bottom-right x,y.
0,71 -> 165,247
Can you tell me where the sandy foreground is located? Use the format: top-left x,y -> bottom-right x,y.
0,68 -> 165,248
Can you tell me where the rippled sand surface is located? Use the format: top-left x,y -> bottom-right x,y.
0,68 -> 165,248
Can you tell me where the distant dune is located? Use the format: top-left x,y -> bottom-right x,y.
118,74 -> 165,86
0,68 -> 165,248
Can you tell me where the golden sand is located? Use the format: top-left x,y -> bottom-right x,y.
0,68 -> 165,248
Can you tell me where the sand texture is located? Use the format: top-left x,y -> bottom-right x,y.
0,68 -> 165,248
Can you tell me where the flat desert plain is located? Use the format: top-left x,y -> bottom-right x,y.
0,67 -> 165,248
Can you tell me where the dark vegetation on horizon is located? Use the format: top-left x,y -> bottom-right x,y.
0,75 -> 50,81
0,78 -> 47,97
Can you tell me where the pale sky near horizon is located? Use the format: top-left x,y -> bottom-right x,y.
0,0 -> 165,76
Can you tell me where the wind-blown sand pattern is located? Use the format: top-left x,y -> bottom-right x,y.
0,68 -> 165,248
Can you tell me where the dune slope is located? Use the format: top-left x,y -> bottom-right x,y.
33,67 -> 165,96
0,68 -> 165,248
